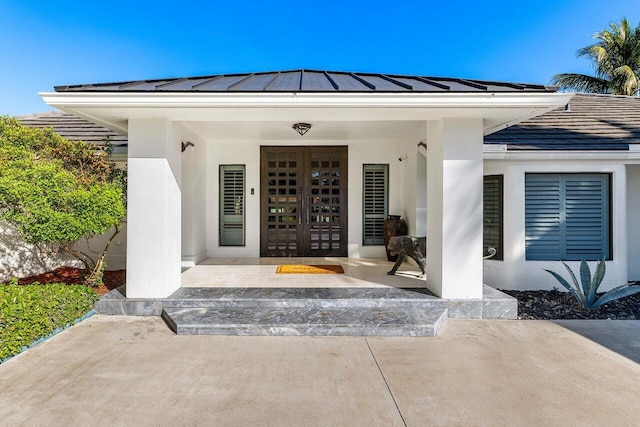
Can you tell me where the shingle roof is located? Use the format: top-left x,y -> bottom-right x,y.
486,93 -> 640,150
53,70 -> 558,93
16,111 -> 127,148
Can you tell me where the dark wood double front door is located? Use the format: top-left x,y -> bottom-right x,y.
260,146 -> 348,257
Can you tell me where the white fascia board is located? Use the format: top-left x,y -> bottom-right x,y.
629,144 -> 640,152
484,150 -> 640,162
39,91 -> 573,110
483,144 -> 507,152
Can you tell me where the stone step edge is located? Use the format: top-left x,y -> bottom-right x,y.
161,307 -> 448,337
161,298 -> 447,308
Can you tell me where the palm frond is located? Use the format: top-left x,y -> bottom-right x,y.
611,65 -> 640,95
550,73 -> 611,93
559,18 -> 640,95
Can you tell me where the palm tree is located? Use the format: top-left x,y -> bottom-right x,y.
552,18 -> 640,95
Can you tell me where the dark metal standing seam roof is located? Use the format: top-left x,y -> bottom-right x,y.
485,93 -> 640,150
53,69 -> 558,93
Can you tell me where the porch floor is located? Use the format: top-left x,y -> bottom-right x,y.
182,257 -> 426,288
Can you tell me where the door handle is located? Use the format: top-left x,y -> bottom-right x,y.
306,195 -> 310,224
298,196 -> 302,225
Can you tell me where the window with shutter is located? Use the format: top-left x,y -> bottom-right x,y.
525,173 -> 610,261
483,175 -> 503,260
219,165 -> 245,246
363,164 -> 388,245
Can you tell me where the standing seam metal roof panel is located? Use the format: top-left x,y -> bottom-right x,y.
357,75 -> 411,90
53,69 -> 558,93
265,72 -> 302,90
300,71 -> 338,90
325,72 -> 374,90
392,77 -> 447,91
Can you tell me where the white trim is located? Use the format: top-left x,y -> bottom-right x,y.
629,144 -> 640,152
484,150 -> 640,162
181,250 -> 208,266
483,144 -> 507,152
40,91 -> 573,109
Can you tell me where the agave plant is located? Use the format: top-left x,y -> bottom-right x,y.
544,259 -> 640,312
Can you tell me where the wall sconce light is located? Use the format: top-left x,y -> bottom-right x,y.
292,123 -> 312,136
398,154 -> 408,162
181,141 -> 194,152
417,141 -> 427,150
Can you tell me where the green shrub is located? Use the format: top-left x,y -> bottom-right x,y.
0,116 -> 126,286
0,282 -> 99,361
544,259 -> 640,312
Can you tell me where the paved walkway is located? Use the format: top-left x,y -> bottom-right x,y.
182,257 -> 427,288
1,317 -> 639,426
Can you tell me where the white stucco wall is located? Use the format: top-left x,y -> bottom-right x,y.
181,130 -> 208,266
203,137 -> 413,259
416,151 -> 428,237
425,119 -> 484,298
627,164 -> 640,281
0,223 -> 127,282
483,160 -> 628,291
126,119 -> 182,298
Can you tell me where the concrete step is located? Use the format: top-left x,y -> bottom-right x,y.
161,306 -> 448,336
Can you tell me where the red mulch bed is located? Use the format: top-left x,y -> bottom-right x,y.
16,266 -> 125,295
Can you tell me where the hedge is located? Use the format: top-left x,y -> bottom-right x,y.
0,281 -> 99,361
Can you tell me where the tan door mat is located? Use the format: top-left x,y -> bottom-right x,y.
275,264 -> 345,274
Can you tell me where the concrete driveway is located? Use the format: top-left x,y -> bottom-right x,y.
0,316 -> 638,426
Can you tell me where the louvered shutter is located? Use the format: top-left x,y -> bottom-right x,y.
525,174 -> 609,260
219,165 -> 245,246
525,175 -> 562,260
564,175 -> 609,259
483,175 -> 503,260
363,164 -> 388,245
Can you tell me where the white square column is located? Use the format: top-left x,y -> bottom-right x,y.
126,119 -> 182,298
426,118 -> 484,299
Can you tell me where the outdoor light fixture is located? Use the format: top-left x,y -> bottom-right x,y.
181,141 -> 194,152
292,122 -> 312,136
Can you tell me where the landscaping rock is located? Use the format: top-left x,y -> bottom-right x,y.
501,283 -> 640,320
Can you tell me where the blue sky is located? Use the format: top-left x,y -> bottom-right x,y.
1,0 -> 639,115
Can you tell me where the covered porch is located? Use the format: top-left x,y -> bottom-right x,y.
41,70 -> 573,303
181,257 -> 427,288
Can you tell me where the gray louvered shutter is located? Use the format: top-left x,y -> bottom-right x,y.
363,164 -> 388,245
220,165 -> 245,246
525,174 -> 609,260
564,175 -> 609,260
525,175 -> 562,260
483,175 -> 503,260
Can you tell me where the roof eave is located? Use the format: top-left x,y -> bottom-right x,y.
39,91 -> 573,138
40,91 -> 572,108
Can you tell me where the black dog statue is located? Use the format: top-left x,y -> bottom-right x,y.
386,236 -> 426,275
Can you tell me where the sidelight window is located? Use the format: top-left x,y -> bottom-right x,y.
219,165 -> 245,246
363,164 -> 389,245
